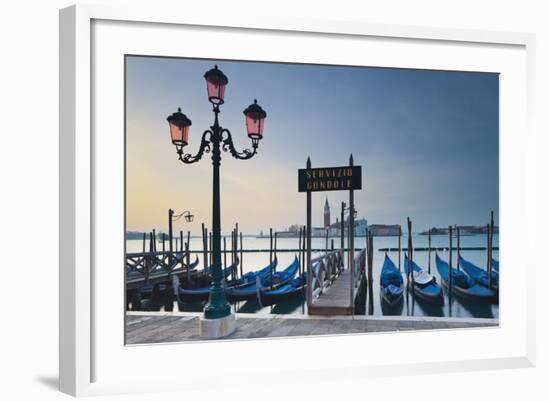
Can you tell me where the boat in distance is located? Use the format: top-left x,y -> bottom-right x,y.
403,254 -> 444,305
380,254 -> 404,306
435,254 -> 497,303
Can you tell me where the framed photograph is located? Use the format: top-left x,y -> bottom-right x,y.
60,4 -> 535,396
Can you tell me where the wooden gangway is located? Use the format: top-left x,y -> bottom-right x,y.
308,249 -> 366,315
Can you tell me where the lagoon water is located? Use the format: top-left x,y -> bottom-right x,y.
126,233 -> 499,319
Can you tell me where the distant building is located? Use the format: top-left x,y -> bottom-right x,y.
324,197 -> 330,228
368,224 -> 401,237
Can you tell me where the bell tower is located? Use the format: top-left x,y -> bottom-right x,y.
324,197 -> 330,228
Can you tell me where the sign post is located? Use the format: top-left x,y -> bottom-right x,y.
298,156 -> 362,310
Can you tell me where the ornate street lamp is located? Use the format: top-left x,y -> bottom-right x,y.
170,209 -> 194,223
166,65 -> 266,337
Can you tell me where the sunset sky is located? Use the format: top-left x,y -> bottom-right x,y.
125,56 -> 499,235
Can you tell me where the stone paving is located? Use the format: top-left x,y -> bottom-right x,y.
125,312 -> 498,344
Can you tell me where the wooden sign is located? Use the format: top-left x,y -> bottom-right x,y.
298,165 -> 362,192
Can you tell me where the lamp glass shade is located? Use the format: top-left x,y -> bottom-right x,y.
243,99 -> 267,140
204,66 -> 228,105
169,120 -> 190,146
245,113 -> 265,139
167,108 -> 192,147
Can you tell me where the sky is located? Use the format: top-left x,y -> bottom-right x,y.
125,56 -> 499,235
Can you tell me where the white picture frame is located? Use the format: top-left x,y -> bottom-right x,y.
59,3 -> 536,397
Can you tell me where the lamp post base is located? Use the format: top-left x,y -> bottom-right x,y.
199,313 -> 236,339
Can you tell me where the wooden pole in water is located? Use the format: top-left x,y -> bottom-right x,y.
168,209 -> 173,267
486,223 -> 490,273
408,218 -> 413,288
185,230 -> 190,258
331,239 -> 334,251
456,225 -> 461,271
366,229 -> 374,315
239,231 -> 244,278
298,226 -> 303,275
230,230 -> 234,266
142,232 -> 146,254
179,230 -> 183,269
274,231 -> 278,260
489,211 -> 494,289
340,202 -> 345,250
202,223 -> 208,271
349,154 -> 355,309
306,157 -> 313,309
448,225 -> 453,302
223,236 -> 227,269
185,241 -> 190,288
152,229 -> 157,252
235,223 -> 239,279
209,231 -> 212,266
147,231 -> 154,284
428,230 -> 432,274
302,226 -> 306,282
269,228 -> 273,265
398,226 -> 402,272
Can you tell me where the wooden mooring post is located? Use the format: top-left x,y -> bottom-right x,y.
239,232 -> 244,278
456,225 -> 461,271
201,223 -> 208,270
428,230 -> 432,274
398,226 -> 402,272
348,154 -> 355,308
340,202 -> 345,250
448,225 -> 453,304
306,157 -> 312,308
367,229 -> 374,315
407,217 -> 413,289
269,228 -> 273,264
186,231 -> 190,284
489,211 -> 494,289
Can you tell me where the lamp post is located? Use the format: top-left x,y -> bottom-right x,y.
168,209 -> 194,262
166,65 -> 266,337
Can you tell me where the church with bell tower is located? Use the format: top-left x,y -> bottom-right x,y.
324,197 -> 330,228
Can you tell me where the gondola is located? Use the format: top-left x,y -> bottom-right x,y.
172,254 -> 200,270
177,258 -> 278,303
256,272 -> 306,307
196,260 -> 239,279
403,254 -> 444,305
226,256 -> 299,303
492,259 -> 499,273
379,254 -> 404,306
435,254 -> 496,303
459,256 -> 499,290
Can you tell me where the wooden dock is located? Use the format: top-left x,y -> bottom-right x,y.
308,269 -> 354,315
308,249 -> 366,316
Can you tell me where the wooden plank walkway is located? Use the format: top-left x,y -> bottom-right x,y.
308,269 -> 354,315
125,312 -> 498,344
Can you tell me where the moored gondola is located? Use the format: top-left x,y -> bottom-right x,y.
380,254 -> 404,306
403,254 -> 444,305
459,256 -> 499,290
226,256 -> 299,303
256,272 -> 306,306
177,258 -> 277,303
435,253 -> 497,303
